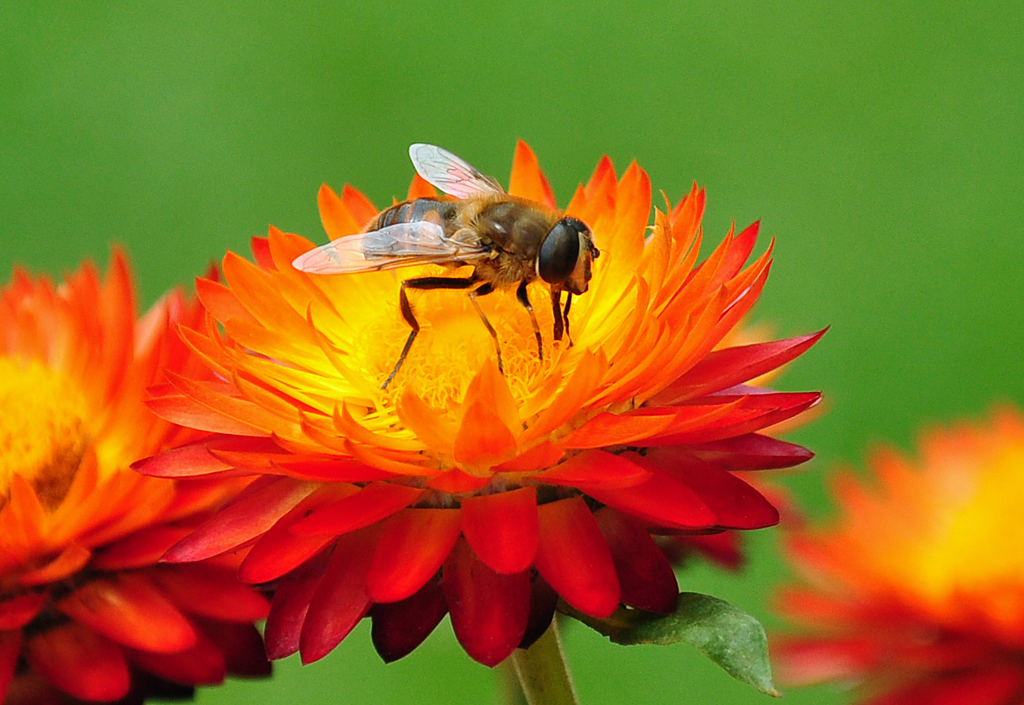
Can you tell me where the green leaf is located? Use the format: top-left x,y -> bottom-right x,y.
563,592 -> 779,697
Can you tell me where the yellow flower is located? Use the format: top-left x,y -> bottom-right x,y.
0,252 -> 269,703
140,142 -> 823,666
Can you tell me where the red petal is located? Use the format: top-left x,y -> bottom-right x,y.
151,566 -> 270,622
365,509 -> 462,603
370,577 -> 448,663
658,330 -> 827,404
584,459 -> 718,530
426,469 -> 491,493
25,623 -> 130,702
239,484 -> 358,583
128,631 -> 227,686
461,488 -> 539,574
290,482 -> 423,537
647,450 -> 779,529
534,449 -> 651,490
250,235 -> 274,268
594,508 -> 678,614
92,526 -> 193,570
0,591 -> 46,629
534,498 -> 619,618
164,477 -> 318,562
57,574 -> 197,653
442,538 -> 531,667
264,550 -> 332,660
0,631 -> 20,702
299,529 -> 378,664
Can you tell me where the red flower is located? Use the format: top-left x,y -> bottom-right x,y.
0,252 -> 270,703
138,142 -> 822,667
774,408 -> 1024,704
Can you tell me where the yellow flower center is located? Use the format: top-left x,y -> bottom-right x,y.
0,358 -> 91,510
347,274 -> 559,417
872,435 -> 1024,641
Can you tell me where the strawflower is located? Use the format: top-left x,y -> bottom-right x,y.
773,408 -> 1024,705
0,253 -> 270,704
137,142 -> 824,669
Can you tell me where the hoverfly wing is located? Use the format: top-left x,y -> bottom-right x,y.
292,221 -> 488,274
409,143 -> 506,199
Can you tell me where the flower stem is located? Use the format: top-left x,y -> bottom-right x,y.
509,620 -> 580,705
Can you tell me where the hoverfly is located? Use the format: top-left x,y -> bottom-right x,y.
292,144 -> 600,389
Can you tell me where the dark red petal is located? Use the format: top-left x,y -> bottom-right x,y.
533,498 -> 619,618
519,574 -> 558,649
198,620 -> 272,678
668,532 -> 744,571
370,577 -> 448,663
25,623 -> 130,702
290,482 -> 424,537
128,631 -> 227,686
164,477 -> 318,562
0,630 -> 21,702
864,665 -> 1024,705
239,484 -> 357,584
151,566 -> 270,622
299,529 -> 378,664
647,450 -> 779,529
594,508 -> 678,614
365,509 -> 462,603
584,463 -> 718,530
688,433 -> 814,470
443,538 -> 531,667
461,487 -> 539,574
264,550 -> 332,660
57,574 -> 196,653
0,591 -> 46,629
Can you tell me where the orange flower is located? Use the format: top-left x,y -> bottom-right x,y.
138,142 -> 823,667
773,408 -> 1024,704
0,252 -> 270,704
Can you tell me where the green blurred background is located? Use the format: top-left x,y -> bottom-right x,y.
2,2 -> 1022,703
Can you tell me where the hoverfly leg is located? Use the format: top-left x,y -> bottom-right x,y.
550,289 -> 564,343
467,283 -> 504,374
563,294 -> 574,347
382,276 -> 477,389
516,280 -> 543,361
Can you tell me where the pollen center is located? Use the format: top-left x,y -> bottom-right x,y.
0,358 -> 91,510
362,276 -> 555,414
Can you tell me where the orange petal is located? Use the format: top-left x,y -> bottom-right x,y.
318,184 -> 364,240
57,574 -> 197,653
534,497 -> 619,618
18,545 -> 91,587
508,140 -> 556,208
454,361 -> 519,468
461,487 -> 539,574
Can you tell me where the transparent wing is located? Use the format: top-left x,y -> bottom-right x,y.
409,143 -> 506,198
292,221 -> 489,274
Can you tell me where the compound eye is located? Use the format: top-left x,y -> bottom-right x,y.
538,218 -> 582,285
